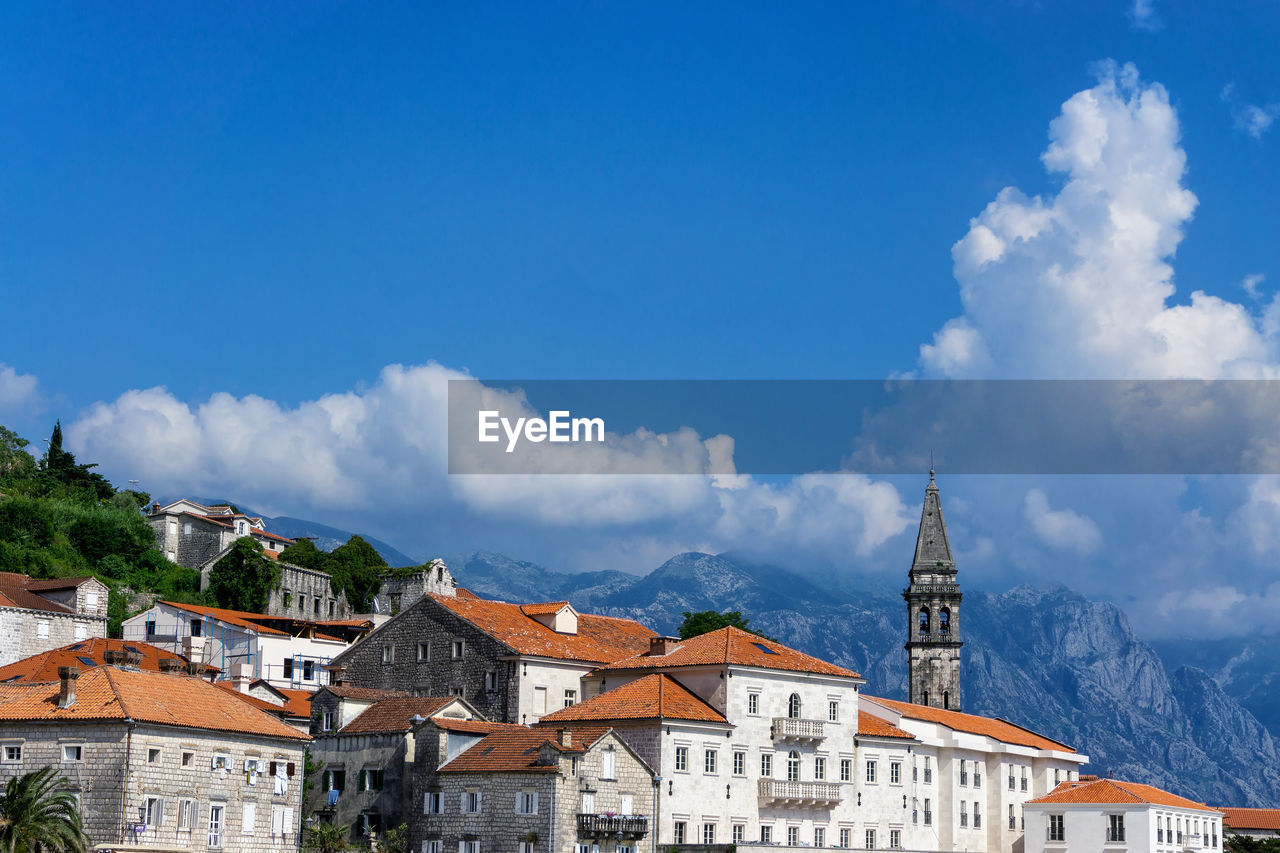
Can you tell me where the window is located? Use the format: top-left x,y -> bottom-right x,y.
973,802 -> 981,828
359,769 -> 384,791
829,700 -> 839,722
283,658 -> 294,679
761,752 -> 773,777
620,794 -> 633,815
1009,805 -> 1016,830
674,746 -> 690,771
1009,766 -> 1016,790
865,829 -> 876,850
924,798 -> 932,826
703,823 -> 716,844
424,791 -> 442,814
923,756 -> 932,783
919,606 -> 930,635
519,844 -> 534,853
787,750 -> 800,782
840,828 -> 852,848
788,827 -> 799,847
1108,814 -> 1125,843
1054,768 -> 1061,785
1048,814 -> 1065,842
144,796 -> 164,828
602,748 -> 616,780
733,751 -> 746,775
961,802 -> 968,827
270,805 -> 294,838
841,759 -> 852,782
748,693 -> 760,715
866,760 -> 877,783
974,764 -> 982,787
451,640 -> 465,659
788,693 -> 802,719
178,799 -> 195,832
890,829 -> 901,849
302,660 -> 315,681
74,623 -> 87,641
37,620 -> 49,639
321,709 -> 334,732
890,761 -> 901,784
241,802 -> 256,835
382,645 -> 394,664
457,842 -> 478,853
182,750 -> 193,767
761,826 -> 773,844
208,804 -> 225,849
1021,766 -> 1028,792
357,812 -> 382,837
462,790 -> 481,814
485,671 -> 497,691
564,689 -> 577,707
814,827 -> 826,847
960,759 -> 969,786
148,747 -> 161,764
516,790 -> 538,815
814,757 -> 826,780
704,749 -> 717,774
417,642 -> 430,661
673,823 -> 686,844
211,753 -> 232,772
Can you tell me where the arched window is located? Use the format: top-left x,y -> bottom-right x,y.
787,751 -> 801,782
922,690 -> 930,706
787,693 -> 801,719
943,691 -> 950,710
939,608 -> 951,636
918,607 -> 930,635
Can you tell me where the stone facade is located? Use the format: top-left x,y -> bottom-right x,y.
904,473 -> 964,711
267,563 -> 351,621
312,729 -> 417,839
0,576 -> 109,667
371,560 -> 457,616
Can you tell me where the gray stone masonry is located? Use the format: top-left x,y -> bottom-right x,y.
0,721 -> 306,853
310,730 -> 413,843
332,597 -> 520,722
0,606 -> 107,667
371,560 -> 456,616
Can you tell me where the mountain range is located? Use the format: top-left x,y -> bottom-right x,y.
448,549 -> 1280,808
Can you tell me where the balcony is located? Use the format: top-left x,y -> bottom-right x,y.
576,814 -> 649,838
757,779 -> 843,805
771,717 -> 826,742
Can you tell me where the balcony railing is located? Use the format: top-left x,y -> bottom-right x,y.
771,717 -> 826,741
757,779 -> 842,805
576,814 -> 649,837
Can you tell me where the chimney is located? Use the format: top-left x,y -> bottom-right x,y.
151,502 -> 160,513
58,666 -> 80,708
327,664 -> 348,686
182,636 -> 204,665
230,663 -> 253,693
158,657 -> 185,674
557,729 -> 572,748
648,636 -> 681,656
104,649 -> 125,667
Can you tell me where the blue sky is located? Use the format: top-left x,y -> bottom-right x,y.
3,2 -> 1280,639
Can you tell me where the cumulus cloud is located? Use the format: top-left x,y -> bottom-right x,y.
66,363 -> 913,570
1022,488 -> 1102,554
1128,0 -> 1160,31
1222,84 -> 1279,141
920,62 -> 1280,380
0,364 -> 39,415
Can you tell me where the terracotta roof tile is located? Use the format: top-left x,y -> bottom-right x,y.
276,688 -> 314,718
0,573 -> 75,614
1030,779 -> 1217,811
1220,808 -> 1280,831
865,696 -> 1073,751
322,685 -> 412,700
25,577 -> 95,591
858,710 -> 916,740
429,717 -> 521,735
0,666 -> 309,740
0,638 -> 208,683
157,601 -> 292,635
599,627 -> 860,679
520,602 -> 571,616
426,593 -> 655,664
340,697 -> 460,734
538,673 -> 729,725
439,726 -> 611,773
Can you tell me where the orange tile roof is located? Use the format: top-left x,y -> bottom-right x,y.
252,529 -> 294,543
429,717 -> 522,735
865,696 -> 1074,751
426,593 -> 655,664
439,726 -> 611,773
538,673 -> 729,725
261,550 -> 280,561
1030,779 -> 1217,811
276,688 -> 314,718
25,577 -> 95,591
520,602 -> 570,616
322,685 -> 411,701
158,600 -> 292,635
599,627 -> 860,679
217,683 -> 295,717
0,573 -> 75,614
0,666 -> 308,740
316,619 -> 374,629
1220,808 -> 1280,830
858,710 -> 916,740
340,697 -> 459,734
0,638 -> 207,683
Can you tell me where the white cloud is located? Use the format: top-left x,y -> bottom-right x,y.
1242,273 -> 1266,300
1022,488 -> 1102,554
921,62 -> 1280,381
1129,0 -> 1160,31
1155,582 -> 1280,637
1222,84 -> 1279,141
0,364 -> 39,415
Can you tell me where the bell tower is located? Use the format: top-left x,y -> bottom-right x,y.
904,470 -> 963,710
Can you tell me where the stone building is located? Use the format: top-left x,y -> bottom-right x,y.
0,636 -> 216,682
328,590 -> 654,724
904,472 -> 964,711
0,653 -> 309,853
0,573 -> 108,666
123,600 -> 371,690
1024,778 -> 1223,853
309,695 -> 478,841
147,499 -> 296,567
371,559 -> 457,616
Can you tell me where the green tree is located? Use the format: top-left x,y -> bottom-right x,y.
380,824 -> 408,853
0,766 -> 90,853
303,821 -> 351,853
36,421 -> 113,501
327,536 -> 386,612
0,426 -> 35,481
0,497 -> 55,549
207,537 -> 281,612
678,610 -> 770,640
1226,834 -> 1280,853
279,538 -> 328,572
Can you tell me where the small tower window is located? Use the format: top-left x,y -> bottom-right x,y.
943,691 -> 950,710
939,608 -> 950,636
918,607 -> 930,636
787,693 -> 801,719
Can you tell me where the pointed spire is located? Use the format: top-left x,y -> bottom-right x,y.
911,472 -> 955,574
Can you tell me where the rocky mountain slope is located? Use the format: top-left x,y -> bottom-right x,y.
451,549 -> 1280,807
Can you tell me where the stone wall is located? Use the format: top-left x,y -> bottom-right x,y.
310,730 -> 413,842
0,606 -> 108,667
270,564 -> 351,621
371,559 -> 457,616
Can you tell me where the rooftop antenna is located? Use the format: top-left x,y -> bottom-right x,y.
929,450 -> 935,484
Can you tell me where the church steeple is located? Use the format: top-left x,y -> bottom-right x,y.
904,471 -> 963,710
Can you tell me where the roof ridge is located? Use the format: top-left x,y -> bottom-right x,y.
101,667 -> 132,719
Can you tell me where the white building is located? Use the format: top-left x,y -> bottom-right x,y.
123,600 -> 371,691
0,573 -> 108,666
1024,777 -> 1223,853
